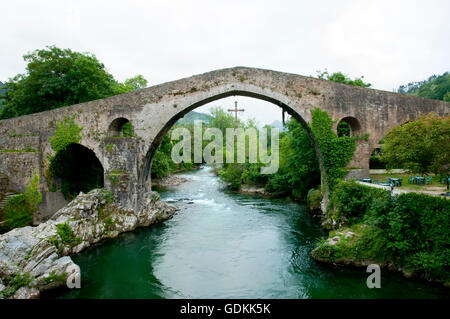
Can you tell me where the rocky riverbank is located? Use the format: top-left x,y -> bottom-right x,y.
238,185 -> 269,196
310,228 -> 447,286
152,175 -> 189,188
0,189 -> 178,299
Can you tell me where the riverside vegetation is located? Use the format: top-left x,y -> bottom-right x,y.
313,181 -> 449,286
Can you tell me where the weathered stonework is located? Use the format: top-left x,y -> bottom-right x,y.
0,67 -> 448,218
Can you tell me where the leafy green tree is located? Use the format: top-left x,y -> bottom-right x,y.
381,113 -> 450,176
0,46 -> 148,119
123,75 -> 148,91
266,109 -> 356,198
208,106 -> 239,137
317,69 -> 371,88
265,119 -> 320,197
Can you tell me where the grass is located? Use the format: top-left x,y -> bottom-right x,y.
369,172 -> 447,191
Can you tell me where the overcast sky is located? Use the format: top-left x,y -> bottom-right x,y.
1,0 -> 449,125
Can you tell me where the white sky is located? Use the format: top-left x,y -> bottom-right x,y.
1,0 -> 449,125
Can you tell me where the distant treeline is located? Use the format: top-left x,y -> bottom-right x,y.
398,72 -> 450,101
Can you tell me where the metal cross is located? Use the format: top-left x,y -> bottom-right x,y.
227,101 -> 245,122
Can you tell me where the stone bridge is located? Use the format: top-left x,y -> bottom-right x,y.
0,67 -> 448,218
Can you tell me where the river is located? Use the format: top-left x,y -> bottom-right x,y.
44,167 -> 447,298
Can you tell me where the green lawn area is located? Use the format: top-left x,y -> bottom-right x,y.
369,172 -> 448,191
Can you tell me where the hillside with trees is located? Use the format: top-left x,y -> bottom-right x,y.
398,72 -> 450,101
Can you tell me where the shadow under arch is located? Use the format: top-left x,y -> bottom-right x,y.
50,142 -> 104,199
108,117 -> 134,137
139,89 -> 329,202
337,116 -> 362,137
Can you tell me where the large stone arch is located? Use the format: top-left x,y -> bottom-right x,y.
0,66 -> 447,216
135,85 -> 329,206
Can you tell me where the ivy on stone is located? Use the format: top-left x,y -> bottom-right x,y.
49,115 -> 83,152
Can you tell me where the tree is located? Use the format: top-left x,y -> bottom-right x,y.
381,113 -> 450,176
208,106 -> 239,138
317,69 -> 371,88
0,46 -> 147,119
123,75 -> 148,91
398,72 -> 450,101
265,108 -> 356,198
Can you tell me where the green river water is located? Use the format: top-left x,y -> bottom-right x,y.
44,167 -> 448,298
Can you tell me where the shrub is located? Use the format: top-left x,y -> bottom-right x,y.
3,171 -> 42,231
49,115 -> 83,152
329,180 -> 390,224
151,149 -> 171,179
24,171 -> 42,212
326,181 -> 450,282
1,272 -> 33,298
219,164 -> 244,190
4,194 -> 33,229
383,193 -> 450,280
56,222 -> 77,245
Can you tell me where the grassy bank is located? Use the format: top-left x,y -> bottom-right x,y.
370,172 -> 447,192
312,180 -> 450,286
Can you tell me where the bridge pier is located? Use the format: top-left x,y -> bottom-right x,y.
345,139 -> 371,180
101,136 -> 142,211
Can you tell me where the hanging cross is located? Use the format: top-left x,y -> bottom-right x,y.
228,101 -> 245,122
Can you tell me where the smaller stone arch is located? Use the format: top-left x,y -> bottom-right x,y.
108,117 -> 134,137
337,116 -> 362,137
49,143 -> 104,200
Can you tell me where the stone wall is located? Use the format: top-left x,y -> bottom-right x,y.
0,135 -> 41,193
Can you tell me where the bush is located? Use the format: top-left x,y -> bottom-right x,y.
3,171 -> 42,231
151,149 -> 171,179
49,115 -> 82,152
56,222 -> 78,245
4,194 -> 33,229
1,272 -> 33,298
383,193 -> 450,280
329,180 -> 390,224
24,171 -> 42,212
326,181 -> 450,282
219,164 -> 244,190
315,224 -> 389,262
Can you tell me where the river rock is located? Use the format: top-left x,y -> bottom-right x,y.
0,189 -> 177,299
152,175 -> 188,187
13,286 -> 40,299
